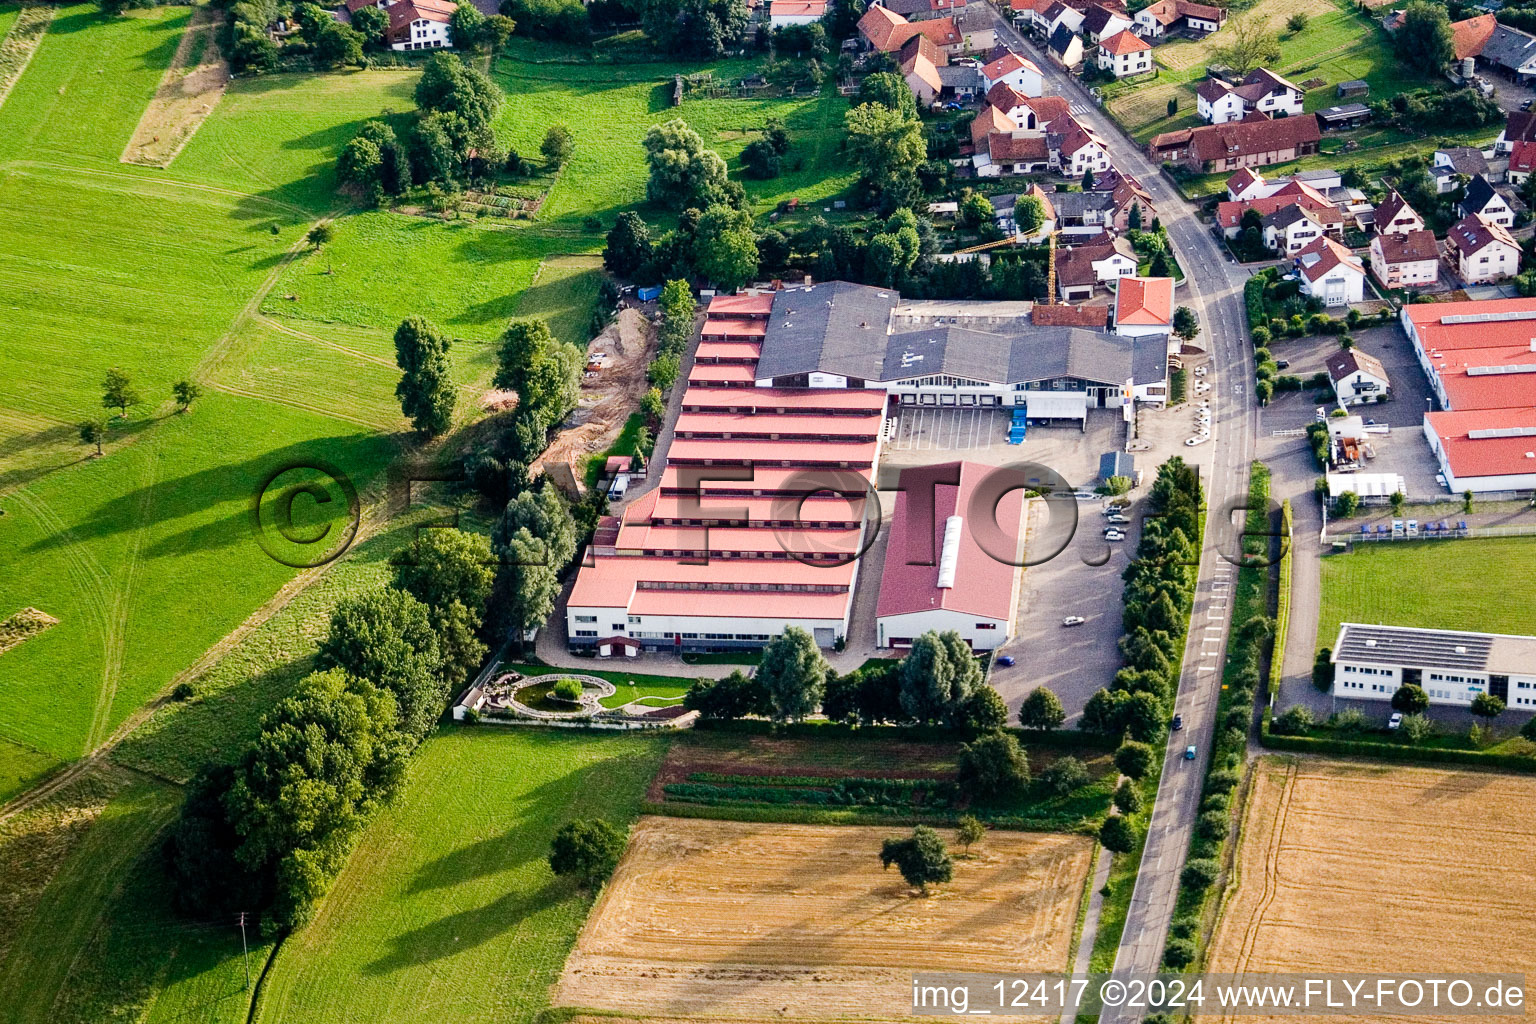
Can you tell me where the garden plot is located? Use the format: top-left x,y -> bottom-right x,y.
1202,758 -> 1536,1024
555,817 -> 1091,1020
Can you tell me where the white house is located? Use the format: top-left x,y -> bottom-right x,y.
1196,68 -> 1304,124
980,49 -> 1044,96
1039,0 -> 1084,36
1133,0 -> 1224,38
1446,213 -> 1520,283
1459,174 -> 1514,227
375,0 -> 456,50
1295,236 -> 1365,307
1055,236 -> 1138,301
1081,3 -> 1133,44
1373,190 -> 1424,236
1369,229 -> 1439,290
1097,29 -> 1153,78
1112,276 -> 1174,341
1507,140 -> 1536,184
1049,115 -> 1112,177
1263,203 -> 1331,255
1432,146 -> 1491,192
1325,347 -> 1391,405
769,0 -> 827,26
1331,623 -> 1536,708
875,461 -> 1025,651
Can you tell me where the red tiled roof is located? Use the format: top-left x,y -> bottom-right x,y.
1099,28 -> 1149,53
386,0 -> 454,39
707,292 -> 775,316
702,318 -> 767,338
971,103 -> 1016,145
1032,303 -> 1110,327
1226,167 -> 1263,194
1373,189 -> 1420,231
1510,140 -> 1536,174
875,461 -> 1024,621
1505,110 -> 1536,145
1426,407 -> 1536,480
1295,236 -> 1364,284
688,363 -> 758,384
982,50 -> 1042,81
1216,193 -> 1336,230
1154,113 -> 1320,164
694,341 -> 763,362
1114,276 -> 1173,325
988,132 -> 1049,163
680,387 -> 886,413
1451,13 -> 1496,59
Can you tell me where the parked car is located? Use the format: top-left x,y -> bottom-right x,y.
995,654 -> 1015,667
1275,359 -> 1290,370
1061,616 -> 1085,627
1388,712 -> 1403,731
1185,435 -> 1210,446
1106,513 -> 1130,525
1184,745 -> 1197,760
1103,529 -> 1127,541
1193,365 -> 1208,377
1172,713 -> 1183,731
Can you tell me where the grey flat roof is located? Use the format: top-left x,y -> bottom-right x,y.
1335,622 -> 1536,674
756,281 -> 1166,388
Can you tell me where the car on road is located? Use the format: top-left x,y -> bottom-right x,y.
1388,712 -> 1403,730
1103,529 -> 1126,541
1172,713 -> 1183,730
1185,435 -> 1210,446
995,654 -> 1016,666
1061,616 -> 1085,627
1184,745 -> 1197,760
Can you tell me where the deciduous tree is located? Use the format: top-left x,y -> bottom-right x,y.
548,819 -> 627,886
897,630 -> 981,726
1018,686 -> 1066,731
319,589 -> 445,742
957,730 -> 1031,798
757,626 -> 829,722
1114,740 -> 1155,780
1099,814 -> 1136,853
102,367 -> 141,417
394,315 -> 456,436
643,118 -> 731,209
1211,14 -> 1281,76
542,123 -> 575,166
1393,1 -> 1454,73
879,825 -> 953,894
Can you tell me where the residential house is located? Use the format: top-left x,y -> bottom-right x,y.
359,0 -> 454,50
877,0 -> 967,20
1008,0 -> 1054,29
1294,236 -> 1365,307
954,3 -> 995,50
1433,146 -> 1492,192
858,5 -> 964,53
1215,188 -> 1339,240
1452,12 -> 1497,60
1031,303 -> 1109,328
1370,228 -> 1440,290
1195,68 -> 1305,124
1097,29 -> 1153,77
1046,23 -> 1084,68
1459,174 -> 1514,226
1148,111 -> 1321,173
1326,348 -> 1392,405
1225,167 -> 1268,201
1081,3 -> 1133,44
1507,140 -> 1536,183
1112,276 -> 1174,342
981,49 -> 1044,96
1445,213 -> 1521,282
1039,0 -> 1085,37
1264,202 -> 1335,255
1055,235 -> 1139,301
1101,169 -> 1156,231
984,85 -> 1068,128
1132,0 -> 1224,38
899,35 -> 944,105
1049,114 -> 1113,177
1373,190 -> 1425,236
1495,110 -> 1536,153
978,131 -> 1051,175
769,0 -> 826,26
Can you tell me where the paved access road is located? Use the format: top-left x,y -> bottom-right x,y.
982,10 -> 1260,1008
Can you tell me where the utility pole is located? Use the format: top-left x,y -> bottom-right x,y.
237,912 -> 251,992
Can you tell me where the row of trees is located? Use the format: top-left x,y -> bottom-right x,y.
78,368 -> 203,455
165,524 -> 503,932
337,54 -> 505,202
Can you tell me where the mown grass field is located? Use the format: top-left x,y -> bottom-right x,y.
1317,537 -> 1536,653
253,727 -> 668,1024
1106,0 -> 1429,145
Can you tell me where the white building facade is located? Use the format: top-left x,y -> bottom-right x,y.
1332,623 -> 1536,707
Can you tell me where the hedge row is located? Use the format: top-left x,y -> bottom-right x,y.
692,717 -> 1119,750
1269,500 -> 1293,701
1258,710 -> 1536,772
641,799 -> 1099,833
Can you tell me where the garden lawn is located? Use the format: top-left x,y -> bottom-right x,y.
1106,0 -> 1431,145
1317,537 -> 1536,653
253,727 -> 669,1024
504,662 -> 702,707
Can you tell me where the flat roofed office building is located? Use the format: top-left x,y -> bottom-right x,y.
1332,622 -> 1536,706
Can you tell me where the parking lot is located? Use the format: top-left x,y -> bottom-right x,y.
884,405 -> 1008,452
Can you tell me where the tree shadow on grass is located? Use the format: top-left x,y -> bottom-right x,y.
362,877 -> 566,976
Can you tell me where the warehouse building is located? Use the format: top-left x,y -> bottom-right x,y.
751,280 -> 1169,422
875,461 -> 1026,650
1332,623 -> 1536,706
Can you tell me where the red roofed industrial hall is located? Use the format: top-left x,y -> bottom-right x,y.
1402,298 -> 1536,492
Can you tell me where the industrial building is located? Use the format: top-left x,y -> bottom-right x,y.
1402,299 -> 1536,492
875,461 -> 1026,650
565,292 -> 887,655
1332,623 -> 1536,706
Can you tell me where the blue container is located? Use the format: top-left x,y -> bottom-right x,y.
637,285 -> 663,302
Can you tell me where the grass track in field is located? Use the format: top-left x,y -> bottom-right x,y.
254,727 -> 668,1024
1317,537 -> 1536,652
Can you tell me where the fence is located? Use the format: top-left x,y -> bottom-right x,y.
1323,521 -> 1536,545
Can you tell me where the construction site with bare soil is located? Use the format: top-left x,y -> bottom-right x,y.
554,817 -> 1092,1022
1202,757 -> 1536,1024
530,305 -> 654,484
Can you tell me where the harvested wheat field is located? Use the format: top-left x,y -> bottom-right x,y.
555,817 -> 1091,1021
1203,757 -> 1536,1023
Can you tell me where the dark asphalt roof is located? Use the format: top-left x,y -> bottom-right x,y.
756,282 -> 1166,388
